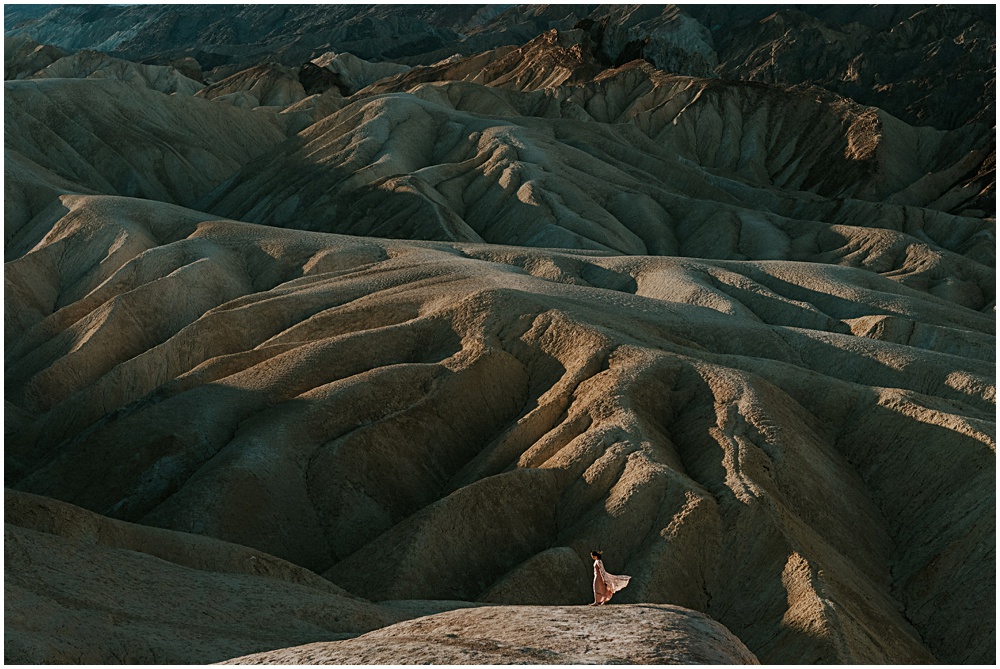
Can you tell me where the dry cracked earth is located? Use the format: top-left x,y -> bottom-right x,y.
4,3 -> 996,665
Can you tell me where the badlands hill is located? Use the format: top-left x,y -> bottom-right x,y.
4,4 -> 996,666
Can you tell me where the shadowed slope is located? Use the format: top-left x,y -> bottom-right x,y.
4,489 -> 404,664
3,4 -> 486,66
701,5 -> 995,131
6,487 -> 758,665
5,194 -> 992,663
3,77 -> 285,241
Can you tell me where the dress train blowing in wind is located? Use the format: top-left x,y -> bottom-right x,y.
590,550 -> 630,605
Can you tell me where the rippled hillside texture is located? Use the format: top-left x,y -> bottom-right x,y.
4,4 -> 995,665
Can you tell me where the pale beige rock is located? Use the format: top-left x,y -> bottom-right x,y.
220,604 -> 760,665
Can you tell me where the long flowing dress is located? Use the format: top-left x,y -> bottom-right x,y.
593,558 -> 631,604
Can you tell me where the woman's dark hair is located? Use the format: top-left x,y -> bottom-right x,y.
591,550 -> 603,559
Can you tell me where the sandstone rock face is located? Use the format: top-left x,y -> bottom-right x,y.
4,5 -> 995,666
220,604 -> 760,665
362,29 -> 607,95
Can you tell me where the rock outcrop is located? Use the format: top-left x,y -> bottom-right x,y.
221,604 -> 761,664
360,29 -> 606,94
578,4 -> 719,76
696,4 -> 996,131
6,488 -> 759,665
3,4 -> 487,68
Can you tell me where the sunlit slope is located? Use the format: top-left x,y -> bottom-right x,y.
3,489 -> 411,664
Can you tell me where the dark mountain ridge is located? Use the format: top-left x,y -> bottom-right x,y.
6,4 -> 994,129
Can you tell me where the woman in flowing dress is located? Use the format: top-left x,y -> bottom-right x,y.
590,550 -> 631,605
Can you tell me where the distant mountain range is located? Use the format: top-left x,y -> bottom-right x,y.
6,3 -> 995,130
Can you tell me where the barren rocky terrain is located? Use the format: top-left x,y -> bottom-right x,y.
221,604 -> 760,665
4,4 -> 995,666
